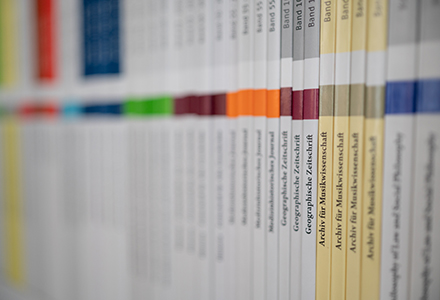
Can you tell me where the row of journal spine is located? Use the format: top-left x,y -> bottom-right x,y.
0,0 -> 439,300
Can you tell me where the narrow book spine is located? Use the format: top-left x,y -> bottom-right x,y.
266,1 -> 281,299
409,1 -> 440,299
0,117 -> 25,285
252,1 -> 268,299
345,1 -> 366,299
194,1 -> 214,298
380,1 -> 418,299
212,0 -> 228,299
225,1 -> 239,299
279,0 -> 293,297
183,2 -> 198,298
330,0 -> 352,298
237,1 -> 254,299
290,0 -> 305,298
302,0 -> 320,299
316,1 -> 336,299
361,0 -> 388,298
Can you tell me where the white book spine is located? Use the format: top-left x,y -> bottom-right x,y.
301,0 -> 320,298
224,0 -> 239,298
380,1 -> 418,299
252,1 -> 268,299
290,0 -> 305,297
409,1 -> 440,299
278,0 -> 294,297
237,0 -> 254,299
266,0 -> 281,298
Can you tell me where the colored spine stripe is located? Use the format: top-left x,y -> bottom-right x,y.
19,103 -> 59,118
83,0 -> 120,76
37,0 -> 57,81
125,97 -> 174,116
416,80 -> 440,113
61,102 -> 83,118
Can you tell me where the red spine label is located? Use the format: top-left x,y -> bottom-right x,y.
37,0 -> 57,81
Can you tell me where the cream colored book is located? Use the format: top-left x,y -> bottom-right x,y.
316,1 -> 336,299
345,0 -> 367,299
361,0 -> 388,299
330,0 -> 352,299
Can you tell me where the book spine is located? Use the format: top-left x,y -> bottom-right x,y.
316,1 -> 335,299
290,0 -> 305,298
345,0 -> 366,299
380,1 -> 418,299
409,1 -> 440,299
331,0 -> 352,299
163,1 -> 179,299
225,0 -> 239,299
0,116 -> 25,286
212,0 -> 228,299
266,0 -> 281,298
82,1 -> 125,298
279,0 -> 293,298
194,0 -> 214,298
168,1 -> 185,299
361,0 -> 388,298
252,1 -> 268,299
302,0 -> 320,299
237,0 -> 254,299
183,1 -> 198,299
160,3 -> 174,299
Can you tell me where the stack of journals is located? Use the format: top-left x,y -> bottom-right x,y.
0,0 -> 439,300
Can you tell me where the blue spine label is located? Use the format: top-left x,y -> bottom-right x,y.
416,79 -> 440,113
83,0 -> 120,75
385,81 -> 416,114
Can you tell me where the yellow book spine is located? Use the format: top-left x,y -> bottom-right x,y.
361,0 -> 387,299
317,114 -> 333,300
1,117 -> 25,286
317,2 -> 337,299
331,0 -> 352,298
346,0 -> 367,299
